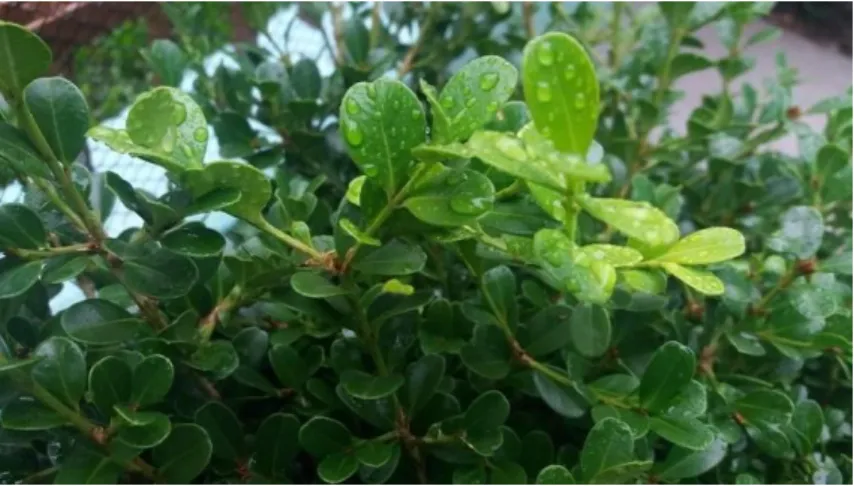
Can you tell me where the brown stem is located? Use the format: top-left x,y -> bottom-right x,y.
331,2 -> 346,65
397,5 -> 439,77
523,2 -> 535,38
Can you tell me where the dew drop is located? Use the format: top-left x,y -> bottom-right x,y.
171,104 -> 187,124
441,95 -> 454,109
343,119 -> 364,147
447,171 -> 468,186
363,163 -> 379,177
547,112 -> 556,122
411,109 -> 421,120
193,127 -> 208,143
392,100 -> 401,110
450,192 -> 488,215
346,98 -> 360,115
366,84 -> 377,99
486,101 -> 499,113
536,81 -> 552,102
564,64 -> 577,81
496,136 -> 527,161
479,73 -> 499,92
574,92 -> 586,108
465,98 -> 476,108
537,42 -> 555,66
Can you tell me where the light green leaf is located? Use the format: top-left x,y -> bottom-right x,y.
180,161 -> 271,225
577,196 -> 680,248
620,269 -> 667,294
425,55 -> 518,143
519,123 -> 612,182
654,227 -> 745,265
127,87 -> 207,167
649,416 -> 715,451
0,21 -> 52,98
467,130 -> 565,192
522,32 -> 599,154
339,79 -> 426,195
662,263 -> 725,296
403,168 -> 495,226
578,244 -> 643,267
345,176 -> 366,206
338,218 -> 381,246
61,299 -> 151,345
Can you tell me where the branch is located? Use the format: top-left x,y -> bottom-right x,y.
523,2 -> 535,38
330,2 -> 346,65
397,5 -> 440,77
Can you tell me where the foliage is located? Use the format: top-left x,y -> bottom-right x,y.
0,2 -> 851,484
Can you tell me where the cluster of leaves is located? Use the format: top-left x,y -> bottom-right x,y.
0,2 -> 851,484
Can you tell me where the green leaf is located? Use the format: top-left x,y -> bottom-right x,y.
0,396 -> 68,430
341,370 -> 404,400
521,304 -> 572,357
481,265 -> 518,331
0,260 -> 41,299
0,21 -> 52,97
292,59 -> 322,99
318,452 -> 359,484
536,465 -> 575,484
533,369 -> 587,419
54,443 -> 123,484
661,263 -> 725,296
103,240 -> 198,299
767,206 -> 824,259
461,323 -> 512,379
404,354 -> 445,417
654,227 -> 745,265
569,303 -> 611,358
725,331 -> 766,356
152,424 -> 212,483
32,336 -> 85,408
649,416 -> 714,451
788,399 -> 824,455
788,280 -> 838,319
591,405 -> 649,438
299,416 -> 353,457
465,390 -> 510,432
355,441 -> 395,468
180,161 -> 271,225
253,413 -> 301,479
0,121 -> 52,179
520,123 -> 612,183
160,224 -> 224,257
194,401 -> 245,460
577,196 -> 680,248
291,272 -> 349,298
816,144 -> 850,182
666,380 -> 708,418
42,255 -> 89,284
656,438 -> 727,481
0,204 -> 46,250
353,239 -> 427,276
339,79 -> 426,195
143,39 -> 187,88
130,354 -> 173,407
269,344 -> 309,389
359,444 -> 401,484
126,87 -> 207,168
734,390 -> 794,426
620,269 -> 667,294
61,299 -> 151,345
87,356 -> 132,416
522,32 -> 599,154
22,77 -> 89,163
338,218 -> 380,246
659,2 -> 696,27
187,340 -> 239,379
670,53 -> 714,79
578,244 -> 642,267
425,55 -> 518,144
403,168 -> 495,226
580,417 -> 641,483
115,409 -> 171,449
639,341 -> 696,413
467,130 -> 565,192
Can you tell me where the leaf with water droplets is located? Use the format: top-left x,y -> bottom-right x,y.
578,244 -> 643,267
403,167 -> 495,226
654,227 -> 745,265
519,123 -> 611,183
180,161 -> 271,225
662,263 -> 725,296
340,79 -> 426,196
89,87 -> 207,172
620,269 -> 667,294
410,142 -> 471,163
577,196 -> 680,248
338,218 -> 381,246
467,131 -> 564,192
423,56 -> 518,144
522,32 -> 599,155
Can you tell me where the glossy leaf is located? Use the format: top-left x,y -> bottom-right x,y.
522,32 -> 599,154
403,168 -> 495,226
569,304 -> 611,358
0,396 -> 68,430
194,401 -> 245,460
32,336 -> 86,408
650,416 -> 715,451
341,370 -> 404,400
404,354 -> 445,417
0,260 -> 42,299
54,443 -> 123,484
180,161 -> 271,225
103,239 -> 197,299
0,21 -> 51,97
467,130 -> 565,191
639,341 -> 696,413
0,204 -> 46,250
61,299 -> 150,345
654,228 -> 746,265
254,413 -> 301,479
160,224 -> 225,257
21,77 -> 89,164
536,465 -> 575,484
533,369 -> 587,419
656,438 -> 727,481
339,79 -> 426,195
126,87 -> 207,167
353,240 -> 427,276
130,354 -> 174,407
152,424 -> 213,483
734,390 -> 794,426
87,356 -> 132,416
0,122 -> 52,179
662,263 -> 725,296
299,416 -> 353,457
580,417 -> 646,483
291,271 -> 348,298
115,409 -> 171,448
577,196 -> 680,248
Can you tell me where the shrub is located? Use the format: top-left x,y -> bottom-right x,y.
0,2 -> 851,484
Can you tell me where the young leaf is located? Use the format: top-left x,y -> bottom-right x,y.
576,196 -> 680,248
0,21 -> 52,97
339,79 -> 426,195
424,55 -> 518,143
661,263 -> 725,296
639,341 -> 696,413
578,244 -> 643,267
403,168 -> 495,226
654,227 -> 745,265
61,299 -> 151,345
152,424 -> 213,484
522,32 -> 599,155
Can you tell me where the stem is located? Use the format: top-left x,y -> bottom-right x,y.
495,180 -> 522,200
609,3 -> 624,69
398,5 -> 440,77
527,358 -> 574,387
755,264 -> 799,311
370,2 -> 382,48
19,466 -> 59,484
198,285 -> 243,341
653,26 -> 685,108
45,158 -> 107,241
256,218 -> 327,263
30,177 -> 87,232
330,2 -> 346,65
523,2 -> 535,38
7,243 -> 92,259
563,183 -> 584,247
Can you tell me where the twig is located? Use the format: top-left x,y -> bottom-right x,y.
330,2 -> 346,65
397,5 -> 440,77
370,2 -> 382,48
523,2 -> 535,38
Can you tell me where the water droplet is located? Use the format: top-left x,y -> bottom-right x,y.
441,95 -> 454,109
645,229 -> 658,241
366,84 -> 377,99
547,112 -> 556,122
343,119 -> 364,147
411,109 -> 421,120
450,191 -> 487,215
392,100 -> 401,110
545,248 -> 565,267
536,82 -> 552,102
465,98 -> 476,108
193,127 -> 208,143
180,145 -> 193,159
462,85 -> 473,97
486,101 -> 499,113
161,131 -> 176,153
537,42 -> 555,66
574,92 -> 586,108
363,163 -> 378,177
479,73 -> 499,91
496,137 -> 527,161
346,98 -> 360,115
447,171 -> 468,186
390,126 -> 398,136
171,104 -> 187,124
564,64 -> 576,81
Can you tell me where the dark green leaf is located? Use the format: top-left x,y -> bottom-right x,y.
180,161 -> 271,225
318,452 -> 359,484
299,416 -> 353,457
160,223 -> 225,257
187,340 -> 239,379
767,206 -> 824,259
291,271 -> 349,298
0,260 -> 41,299
521,305 -> 572,357
0,396 -> 68,430
130,354 -> 173,407
404,354 -> 445,417
42,255 -> 89,284
61,299 -> 150,345
341,370 -> 404,400
0,21 -> 52,97
0,122 -> 52,179
536,465 -> 575,484
87,356 -> 132,416
115,409 -> 171,449
403,168 -> 495,226
580,417 -> 643,483
253,413 -> 300,479
269,344 -> 309,389
353,239 -> 427,276
22,77 -> 89,163
639,341 -> 696,413
533,369 -> 587,418
460,323 -> 512,379
152,424 -> 212,483
194,401 -> 245,461
143,39 -> 187,88
32,336 -> 85,408
734,390 -> 794,426
649,416 -> 715,450
569,304 -> 611,358
656,437 -> 727,481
